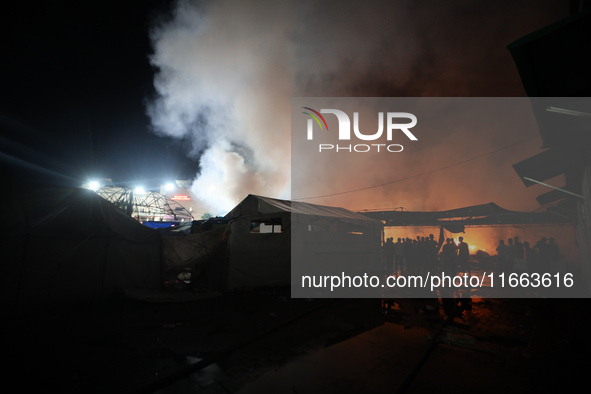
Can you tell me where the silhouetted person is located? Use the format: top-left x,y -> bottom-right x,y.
457,236 -> 470,276
441,238 -> 457,274
450,238 -> 458,270
394,237 -> 404,275
403,238 -> 412,272
417,236 -> 428,274
523,241 -> 537,272
407,239 -> 419,275
426,234 -> 438,272
496,240 -> 507,271
383,237 -> 395,274
456,236 -> 472,311
440,238 -> 458,315
514,236 -> 523,257
534,237 -> 550,272
506,238 -> 516,271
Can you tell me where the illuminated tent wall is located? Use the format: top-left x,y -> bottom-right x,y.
164,195 -> 383,292
1,184 -> 162,307
162,194 -> 290,291
225,195 -> 384,291
220,195 -> 293,290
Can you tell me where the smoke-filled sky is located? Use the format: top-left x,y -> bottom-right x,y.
1,0 -> 572,217
146,0 -> 570,215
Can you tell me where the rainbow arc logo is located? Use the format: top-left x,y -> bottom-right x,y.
302,107 -> 328,131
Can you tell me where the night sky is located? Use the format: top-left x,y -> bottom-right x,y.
1,1 -> 197,188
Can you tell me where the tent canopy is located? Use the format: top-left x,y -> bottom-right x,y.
226,194 -> 383,227
360,202 -> 573,228
1,183 -> 162,306
3,183 -> 159,242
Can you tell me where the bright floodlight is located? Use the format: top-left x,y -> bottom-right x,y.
88,181 -> 100,190
165,182 -> 174,191
134,186 -> 145,194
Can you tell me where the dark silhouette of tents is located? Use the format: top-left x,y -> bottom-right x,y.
162,194 -> 384,293
1,183 -> 162,307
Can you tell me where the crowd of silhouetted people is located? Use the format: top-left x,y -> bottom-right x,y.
495,236 -> 562,273
382,234 -> 445,276
383,234 -> 563,276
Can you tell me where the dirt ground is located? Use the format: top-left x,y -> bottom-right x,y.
3,287 -> 591,393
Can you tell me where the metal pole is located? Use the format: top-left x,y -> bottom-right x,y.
523,177 -> 585,200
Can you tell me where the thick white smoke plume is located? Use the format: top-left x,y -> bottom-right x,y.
147,0 -> 567,215
148,0 -> 294,214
